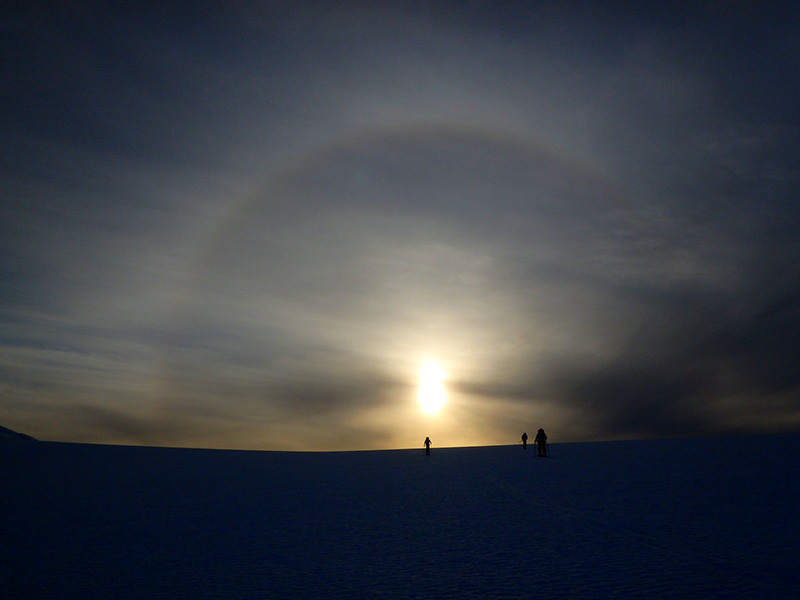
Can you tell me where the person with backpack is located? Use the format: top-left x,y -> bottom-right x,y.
534,428 -> 547,457
521,431 -> 528,450
424,436 -> 432,456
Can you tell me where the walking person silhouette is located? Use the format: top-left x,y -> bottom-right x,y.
424,436 -> 431,456
521,431 -> 528,450
534,428 -> 547,457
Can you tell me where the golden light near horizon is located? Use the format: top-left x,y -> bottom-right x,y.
417,359 -> 447,415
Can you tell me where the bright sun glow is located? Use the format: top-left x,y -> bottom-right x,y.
417,360 -> 447,415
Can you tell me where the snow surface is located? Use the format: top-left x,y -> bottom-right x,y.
2,435 -> 799,599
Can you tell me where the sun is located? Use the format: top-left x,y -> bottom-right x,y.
417,359 -> 447,415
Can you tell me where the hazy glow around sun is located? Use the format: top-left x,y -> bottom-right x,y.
417,359 -> 447,415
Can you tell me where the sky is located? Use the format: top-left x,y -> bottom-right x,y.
2,1 -> 799,451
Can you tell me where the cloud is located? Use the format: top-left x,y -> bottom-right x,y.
1,2 -> 799,448
449,282 -> 800,441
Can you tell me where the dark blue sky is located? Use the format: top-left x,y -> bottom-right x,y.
2,1 -> 799,449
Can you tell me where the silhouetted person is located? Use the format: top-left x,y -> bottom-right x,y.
424,436 -> 431,456
521,431 -> 528,450
534,428 -> 547,457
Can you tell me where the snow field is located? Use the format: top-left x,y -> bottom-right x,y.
2,434 -> 798,598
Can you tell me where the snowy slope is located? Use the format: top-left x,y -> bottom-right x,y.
0,424 -> 37,442
1,435 -> 798,599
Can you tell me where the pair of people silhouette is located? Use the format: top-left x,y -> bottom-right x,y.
521,429 -> 547,456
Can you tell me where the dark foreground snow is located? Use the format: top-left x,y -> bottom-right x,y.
2,435 -> 799,599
